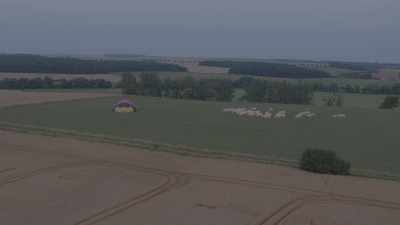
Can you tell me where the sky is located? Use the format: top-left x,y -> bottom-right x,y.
0,0 -> 399,62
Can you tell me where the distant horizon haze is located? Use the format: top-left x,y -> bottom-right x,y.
0,0 -> 399,63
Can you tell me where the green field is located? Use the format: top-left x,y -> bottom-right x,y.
0,95 -> 399,175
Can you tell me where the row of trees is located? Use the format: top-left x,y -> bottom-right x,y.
322,94 -> 343,107
327,61 -> 382,72
122,74 -> 315,104
0,54 -> 187,74
200,61 -> 331,78
121,75 -> 400,108
0,77 -> 112,89
233,77 -> 314,104
327,61 -> 400,72
121,73 -> 234,101
314,82 -> 400,95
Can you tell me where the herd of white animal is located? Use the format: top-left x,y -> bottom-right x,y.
223,107 -> 347,119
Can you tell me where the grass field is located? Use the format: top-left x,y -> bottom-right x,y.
0,95 -> 399,174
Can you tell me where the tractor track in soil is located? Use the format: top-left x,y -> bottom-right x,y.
71,174 -> 185,225
0,161 -> 99,188
251,194 -> 400,225
2,138 -> 400,225
0,143 -> 189,225
0,168 -> 16,174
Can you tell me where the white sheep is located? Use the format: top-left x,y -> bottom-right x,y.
332,114 -> 346,118
274,110 -> 287,119
295,111 -> 316,119
223,108 -> 235,113
262,111 -> 272,119
295,111 -> 311,118
247,110 -> 260,117
306,113 -> 316,118
254,110 -> 264,117
238,110 -> 250,116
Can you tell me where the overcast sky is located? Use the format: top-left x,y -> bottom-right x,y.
0,0 -> 399,62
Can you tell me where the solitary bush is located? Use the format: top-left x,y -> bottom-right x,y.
300,149 -> 351,175
379,96 -> 399,109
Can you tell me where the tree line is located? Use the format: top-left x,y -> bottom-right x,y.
200,61 -> 331,78
121,73 -> 234,101
0,54 -> 187,74
233,77 -> 314,104
0,77 -> 112,89
121,73 -> 314,104
313,82 -> 400,95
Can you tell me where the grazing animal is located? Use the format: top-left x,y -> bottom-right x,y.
223,108 -> 234,112
332,113 -> 346,118
262,112 -> 272,119
274,110 -> 287,119
295,111 -> 311,118
295,111 -> 316,119
254,111 -> 264,117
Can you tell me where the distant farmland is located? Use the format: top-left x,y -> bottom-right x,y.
0,73 -> 122,82
0,95 -> 399,175
0,54 -> 187,74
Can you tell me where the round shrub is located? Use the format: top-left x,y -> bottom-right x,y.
300,149 -> 351,175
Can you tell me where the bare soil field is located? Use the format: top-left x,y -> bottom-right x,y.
0,72 -> 122,82
1,130 -> 400,225
158,59 -> 229,74
0,90 -> 116,108
374,69 -> 400,81
179,62 -> 229,74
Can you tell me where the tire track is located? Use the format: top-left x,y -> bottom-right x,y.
252,194 -> 400,225
0,161 -> 98,188
250,196 -> 313,225
71,173 -> 185,225
183,172 -> 400,210
0,168 -> 16,174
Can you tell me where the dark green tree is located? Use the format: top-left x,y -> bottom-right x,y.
323,94 -> 344,107
379,96 -> 399,109
300,149 -> 351,175
121,73 -> 138,95
139,73 -> 162,97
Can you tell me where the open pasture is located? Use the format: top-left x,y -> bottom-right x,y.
0,95 -> 399,175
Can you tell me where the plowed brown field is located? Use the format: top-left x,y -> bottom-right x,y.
0,73 -> 121,82
1,131 -> 400,225
0,90 -> 116,108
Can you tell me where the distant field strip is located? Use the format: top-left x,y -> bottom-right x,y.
0,121 -> 298,167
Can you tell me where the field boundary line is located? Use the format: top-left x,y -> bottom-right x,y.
0,121 -> 400,182
0,122 -> 298,166
0,168 -> 16,174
